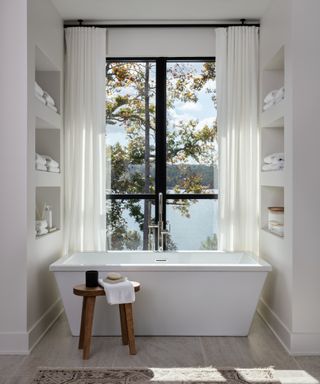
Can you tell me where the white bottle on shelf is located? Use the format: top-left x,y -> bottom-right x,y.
43,204 -> 52,229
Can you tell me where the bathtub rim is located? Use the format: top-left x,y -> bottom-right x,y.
49,251 -> 272,272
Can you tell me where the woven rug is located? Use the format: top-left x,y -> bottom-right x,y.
32,367 -> 280,383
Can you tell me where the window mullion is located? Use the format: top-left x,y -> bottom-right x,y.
155,58 -> 167,224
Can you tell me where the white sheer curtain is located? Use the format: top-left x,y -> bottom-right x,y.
64,27 -> 106,253
216,27 -> 259,253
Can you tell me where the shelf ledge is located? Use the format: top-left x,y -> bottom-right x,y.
261,227 -> 284,239
34,97 -> 62,130
261,99 -> 284,128
260,170 -> 284,187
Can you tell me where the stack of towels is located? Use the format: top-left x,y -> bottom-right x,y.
262,152 -> 284,172
35,153 -> 60,173
263,86 -> 285,111
99,272 -> 135,305
36,219 -> 48,236
34,81 -> 58,113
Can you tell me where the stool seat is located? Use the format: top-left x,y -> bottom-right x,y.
73,281 -> 141,359
73,281 -> 140,296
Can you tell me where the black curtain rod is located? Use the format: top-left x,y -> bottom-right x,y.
64,22 -> 259,29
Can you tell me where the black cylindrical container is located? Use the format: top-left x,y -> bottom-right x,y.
85,270 -> 98,287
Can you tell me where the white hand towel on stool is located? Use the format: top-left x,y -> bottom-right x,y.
98,278 -> 135,305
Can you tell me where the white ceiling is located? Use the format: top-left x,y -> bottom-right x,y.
51,0 -> 272,21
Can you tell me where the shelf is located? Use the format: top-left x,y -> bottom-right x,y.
35,170 -> 61,187
261,170 -> 284,187
36,228 -> 60,240
261,227 -> 284,239
261,99 -> 284,128
34,97 -> 62,130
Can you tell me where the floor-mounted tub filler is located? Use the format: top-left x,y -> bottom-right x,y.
49,251 -> 271,336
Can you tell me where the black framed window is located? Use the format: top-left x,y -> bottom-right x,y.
105,57 -> 218,251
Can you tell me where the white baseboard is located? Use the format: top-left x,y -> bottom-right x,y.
28,298 -> 64,352
0,332 -> 29,354
257,298 -> 292,353
258,299 -> 320,355
0,298 -> 63,355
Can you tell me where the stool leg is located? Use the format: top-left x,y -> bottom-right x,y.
119,304 -> 128,345
82,296 -> 96,360
79,297 -> 87,349
124,303 -> 136,355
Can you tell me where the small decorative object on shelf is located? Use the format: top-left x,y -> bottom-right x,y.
43,204 -> 53,229
85,270 -> 99,288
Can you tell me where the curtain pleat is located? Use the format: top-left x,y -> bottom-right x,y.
64,27 -> 106,253
216,26 -> 259,253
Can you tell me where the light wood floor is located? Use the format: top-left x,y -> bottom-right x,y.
0,313 -> 319,384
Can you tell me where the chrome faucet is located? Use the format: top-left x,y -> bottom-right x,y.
148,193 -> 170,251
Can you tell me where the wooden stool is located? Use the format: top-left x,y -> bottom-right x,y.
73,281 -> 140,360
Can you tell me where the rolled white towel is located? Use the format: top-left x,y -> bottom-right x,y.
36,163 -> 47,171
263,90 -> 278,104
264,152 -> 285,164
35,92 -> 46,105
34,81 -> 44,97
43,155 -> 59,168
35,153 -> 46,165
47,166 -> 60,173
262,162 -> 284,172
98,278 -> 135,305
43,92 -> 55,106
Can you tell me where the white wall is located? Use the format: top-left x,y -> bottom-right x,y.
27,0 -> 64,349
260,0 -> 320,354
0,0 -> 29,353
291,0 -> 320,336
107,27 -> 216,57
0,0 -> 64,354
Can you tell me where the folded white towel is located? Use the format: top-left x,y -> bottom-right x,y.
36,164 -> 47,171
35,92 -> 46,105
46,103 -> 58,113
264,152 -> 285,164
43,155 -> 59,168
47,167 -> 60,173
37,228 -> 48,236
43,92 -> 55,106
98,278 -> 135,305
35,154 -> 46,165
262,162 -> 284,171
35,82 -> 44,97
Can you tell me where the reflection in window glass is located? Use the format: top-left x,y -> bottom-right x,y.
166,199 -> 218,250
106,199 -> 155,250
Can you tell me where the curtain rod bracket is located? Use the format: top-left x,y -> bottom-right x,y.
240,19 -> 246,25
78,19 -> 83,26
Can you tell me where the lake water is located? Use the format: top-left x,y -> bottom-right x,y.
119,198 -> 218,250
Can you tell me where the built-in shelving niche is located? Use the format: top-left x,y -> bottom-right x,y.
35,187 -> 61,238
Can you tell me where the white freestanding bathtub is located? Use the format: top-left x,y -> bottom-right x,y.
49,251 -> 271,336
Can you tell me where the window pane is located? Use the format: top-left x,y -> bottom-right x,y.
106,199 -> 155,250
166,62 -> 217,194
106,61 -> 156,194
166,199 -> 218,250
